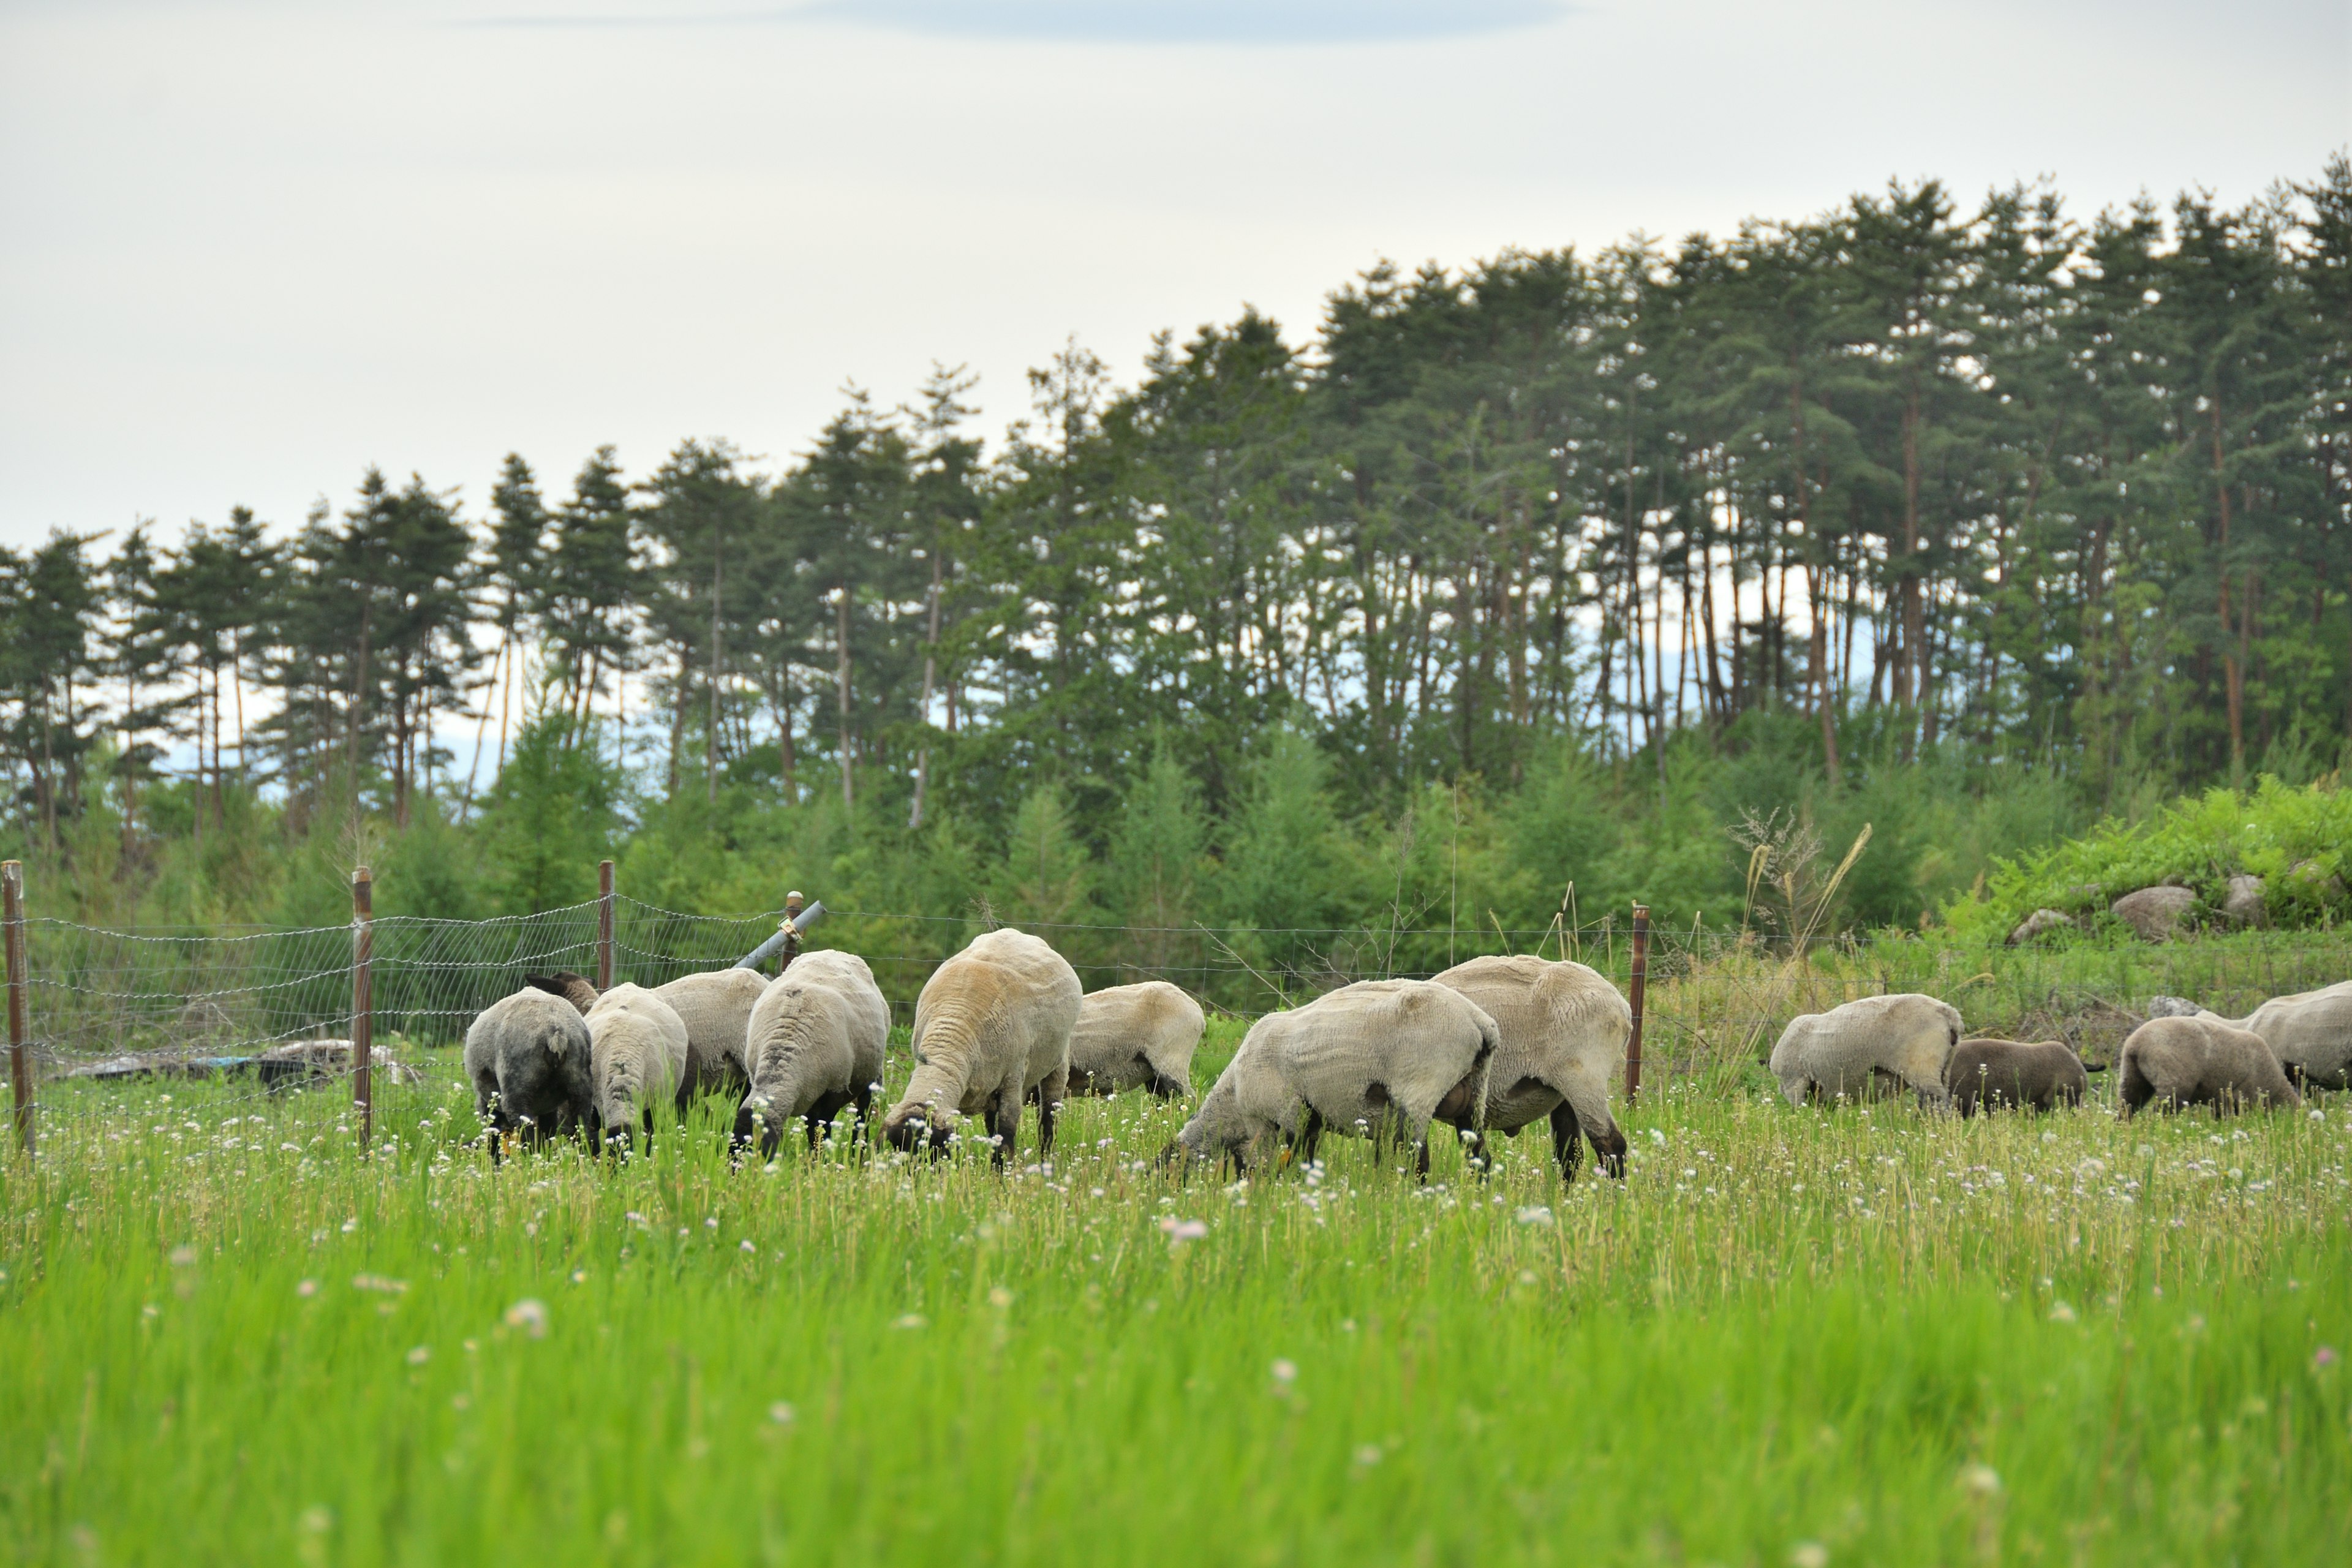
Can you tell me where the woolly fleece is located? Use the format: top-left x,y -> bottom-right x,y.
884,929 -> 1081,1160
736,950 -> 891,1155
1770,992 -> 1962,1110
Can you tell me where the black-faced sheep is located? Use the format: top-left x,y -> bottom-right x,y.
1057,981 -> 1204,1099
882,929 -> 1082,1164
522,970 -> 600,1014
584,983 -> 690,1152
2146,980 -> 2352,1093
1169,979 -> 1499,1180
651,967 -> 767,1103
1428,954 -> 1630,1181
463,987 -> 596,1155
1770,992 -> 1962,1111
1945,1038 -> 2090,1116
733,950 -> 891,1158
2117,1015 -> 2301,1117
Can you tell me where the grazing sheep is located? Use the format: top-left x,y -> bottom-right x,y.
651,967 -> 769,1103
1770,993 -> 1962,1111
882,929 -> 1082,1164
1428,954 -> 1630,1182
2145,980 -> 2352,1092
1945,1038 -> 2090,1116
1058,981 -> 1205,1099
733,951 -> 891,1158
584,983 -> 690,1152
2117,1016 -> 2300,1117
463,987 -> 596,1155
522,970 -> 600,1014
1169,979 -> 1500,1179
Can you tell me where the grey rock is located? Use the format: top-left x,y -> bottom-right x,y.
2007,908 -> 2075,946
2282,859 -> 2346,906
2222,874 -> 2267,926
2111,885 -> 2198,942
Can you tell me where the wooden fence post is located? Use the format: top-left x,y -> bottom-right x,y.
1626,903 -> 1650,1106
597,860 -> 616,992
352,866 -> 373,1153
4,861 -> 31,1158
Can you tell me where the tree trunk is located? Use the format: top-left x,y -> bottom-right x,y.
1899,387 -> 1924,760
910,541 -> 943,831
835,588 -> 854,810
707,533 -> 724,805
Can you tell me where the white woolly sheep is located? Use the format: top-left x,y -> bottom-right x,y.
1770,992 -> 1962,1111
1428,954 -> 1630,1180
585,982 -> 690,1152
882,929 -> 1082,1164
652,967 -> 768,1103
2146,980 -> 2352,1092
1058,981 -> 1204,1099
1170,979 -> 1500,1180
734,950 -> 891,1158
2117,1015 -> 2301,1117
463,986 -> 595,1156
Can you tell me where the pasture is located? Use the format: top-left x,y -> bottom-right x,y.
3,1003 -> 2347,1567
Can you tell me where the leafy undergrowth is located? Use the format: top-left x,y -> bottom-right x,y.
1942,775 -> 2351,942
3,1061 -> 2348,1567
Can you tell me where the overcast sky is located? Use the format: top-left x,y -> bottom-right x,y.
2,0 -> 2346,551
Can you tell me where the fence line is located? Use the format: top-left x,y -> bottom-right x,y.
4,862 -> 2346,1153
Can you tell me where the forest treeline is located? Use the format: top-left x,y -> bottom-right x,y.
3,162 -> 2348,946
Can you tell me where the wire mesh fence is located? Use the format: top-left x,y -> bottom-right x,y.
3,857 -> 2346,1152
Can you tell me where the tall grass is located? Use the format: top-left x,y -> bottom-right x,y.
4,1043 -> 2346,1566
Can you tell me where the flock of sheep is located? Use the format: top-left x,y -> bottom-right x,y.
462,927 -> 2352,1176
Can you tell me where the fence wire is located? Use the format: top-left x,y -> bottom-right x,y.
3,890 -> 2345,1142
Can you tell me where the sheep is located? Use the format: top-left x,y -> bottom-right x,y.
1426,954 -> 1630,1181
1945,1038 -> 2090,1116
2117,1015 -> 2301,1118
651,967 -> 769,1103
1169,979 -> 1500,1180
1770,992 -> 1962,1111
881,929 -> 1082,1165
733,951 -> 891,1158
522,970 -> 600,1014
2145,980 -> 2352,1092
1058,981 -> 1205,1099
462,986 -> 595,1155
584,983 -> 690,1152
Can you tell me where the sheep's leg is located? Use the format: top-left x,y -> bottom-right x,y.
805,1091 -> 852,1151
1549,1102 -> 1585,1183
1294,1107 -> 1325,1168
1411,1125 -> 1432,1182
1036,1061 -> 1069,1159
1148,1069 -> 1188,1100
1463,1128 -> 1493,1181
988,1091 -> 1020,1169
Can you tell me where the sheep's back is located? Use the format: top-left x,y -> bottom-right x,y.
652,968 -> 768,1092
913,930 -> 1082,1090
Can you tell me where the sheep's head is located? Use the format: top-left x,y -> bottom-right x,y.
734,1097 -> 780,1160
883,1105 -> 954,1156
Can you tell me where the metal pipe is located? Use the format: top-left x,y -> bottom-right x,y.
735,894 -> 824,971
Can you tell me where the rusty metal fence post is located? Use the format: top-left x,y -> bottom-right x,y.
1626,903 -> 1650,1105
597,860 -> 616,992
4,861 -> 31,1157
352,866 -> 373,1153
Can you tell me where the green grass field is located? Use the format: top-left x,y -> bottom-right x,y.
4,998 -> 2347,1568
